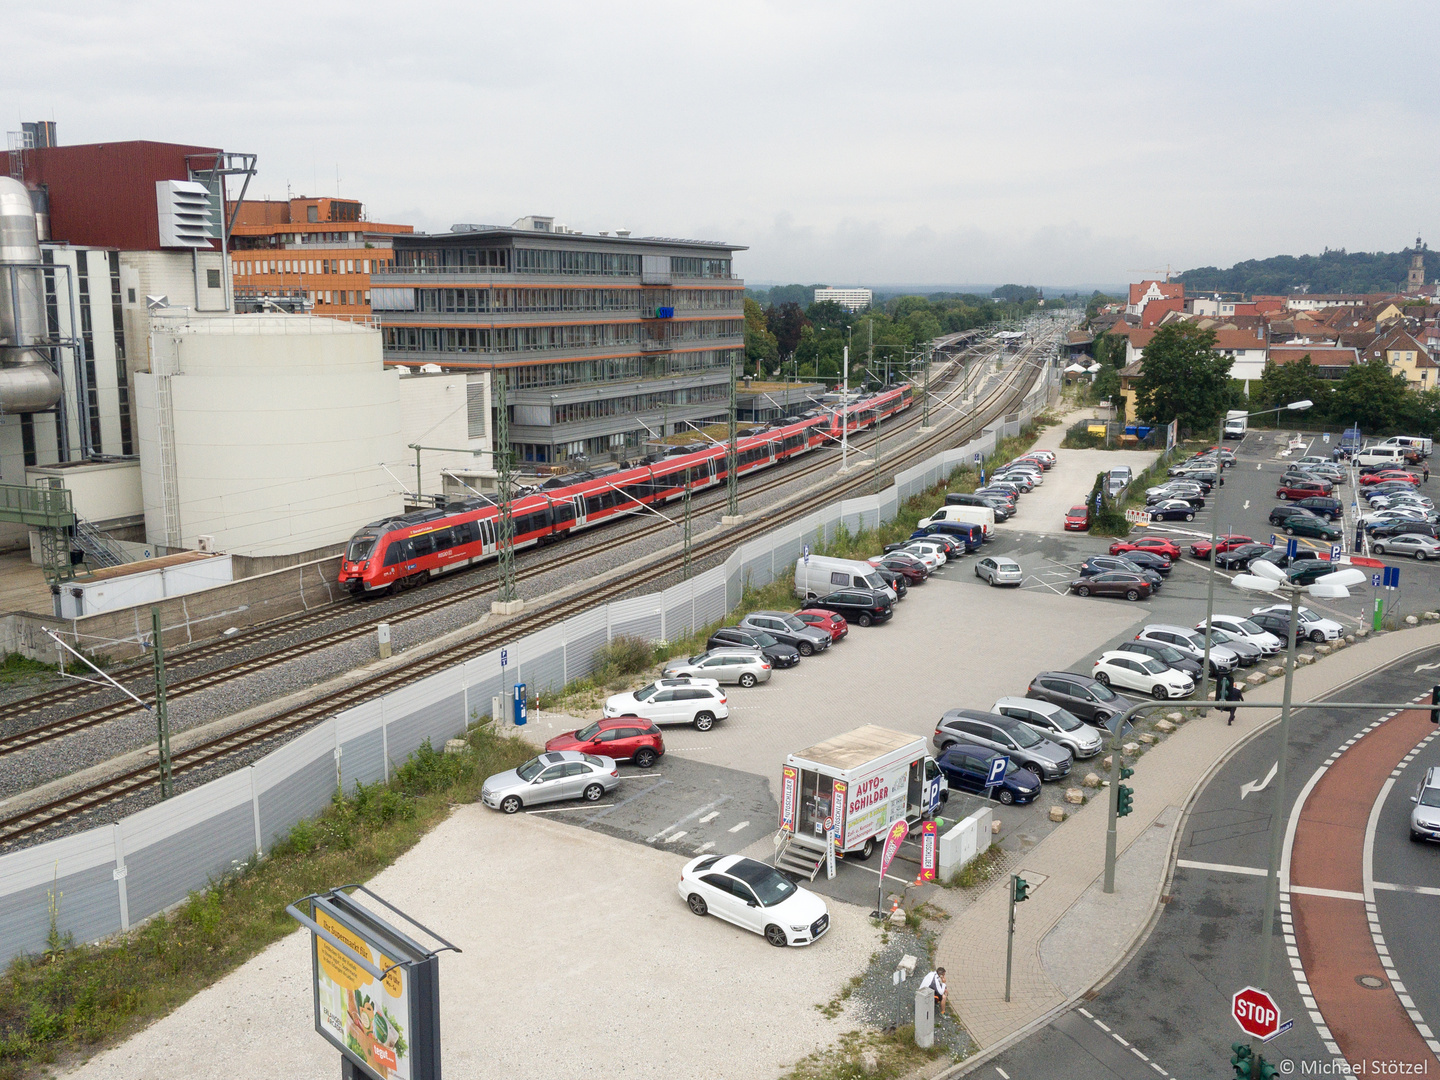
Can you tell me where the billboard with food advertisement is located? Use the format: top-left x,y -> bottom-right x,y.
314,906 -> 412,1079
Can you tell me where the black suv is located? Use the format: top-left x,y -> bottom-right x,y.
809,588 -> 894,627
1293,496 -> 1342,521
1269,504 -> 1312,527
1026,671 -> 1122,726
706,627 -> 801,668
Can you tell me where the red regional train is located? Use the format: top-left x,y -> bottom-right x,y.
337,383 -> 913,595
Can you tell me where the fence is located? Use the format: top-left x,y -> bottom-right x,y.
0,363 -> 1058,962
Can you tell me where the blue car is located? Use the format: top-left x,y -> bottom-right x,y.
935,743 -> 1042,805
911,522 -> 983,551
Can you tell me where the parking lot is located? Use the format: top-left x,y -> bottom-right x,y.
510,428 -> 1440,918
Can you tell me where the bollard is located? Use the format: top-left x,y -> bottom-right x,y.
376,622 -> 391,659
914,987 -> 934,1048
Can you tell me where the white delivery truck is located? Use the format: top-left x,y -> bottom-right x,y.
1224,410 -> 1248,439
774,725 -> 947,877
919,504 -> 995,535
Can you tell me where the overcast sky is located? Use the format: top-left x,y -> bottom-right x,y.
6,1 -> 1437,288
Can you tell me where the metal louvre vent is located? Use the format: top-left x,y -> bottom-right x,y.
155,180 -> 215,248
467,381 -> 487,438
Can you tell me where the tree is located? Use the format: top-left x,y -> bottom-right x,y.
744,297 -> 778,372
1251,356 -> 1326,421
1133,323 -> 1233,435
1331,359 -> 1409,433
991,284 -> 1041,303
765,301 -> 808,358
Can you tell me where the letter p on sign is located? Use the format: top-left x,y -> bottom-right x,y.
1231,986 -> 1280,1039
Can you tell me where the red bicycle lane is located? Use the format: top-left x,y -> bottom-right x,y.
1289,707 -> 1436,1069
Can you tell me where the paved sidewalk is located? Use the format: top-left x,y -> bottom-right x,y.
933,624 -> 1440,1055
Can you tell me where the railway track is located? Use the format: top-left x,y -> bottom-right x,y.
0,343 -> 997,754
0,337 -> 1051,846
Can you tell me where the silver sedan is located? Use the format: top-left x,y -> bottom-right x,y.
481,750 -> 619,814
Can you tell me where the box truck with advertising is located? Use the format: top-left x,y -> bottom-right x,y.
774,725 -> 946,878
1224,411 -> 1248,439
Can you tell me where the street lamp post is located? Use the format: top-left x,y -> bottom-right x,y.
1197,400 -> 1313,704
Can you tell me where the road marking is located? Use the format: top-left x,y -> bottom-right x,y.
697,841 -> 715,853
645,794 -> 731,843
1244,500 -> 1251,509
1290,885 -> 1365,901
699,811 -> 720,824
995,1069 -> 1009,1079
1241,762 -> 1278,800
665,831 -> 687,842
1094,1020 -> 1111,1032
1176,859 -> 1267,877
728,820 -> 751,833
1373,881 -> 1440,897
591,778 -> 670,819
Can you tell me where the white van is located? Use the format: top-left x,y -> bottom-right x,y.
1378,435 -> 1432,458
794,555 -> 896,603
919,504 -> 995,536
1356,445 -> 1406,467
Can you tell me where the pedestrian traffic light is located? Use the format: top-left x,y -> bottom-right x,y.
1231,1042 -> 1254,1080
1431,685 -> 1439,723
1257,1056 -> 1278,1080
1120,764 -> 1135,781
1013,875 -> 1029,903
1117,784 -> 1134,818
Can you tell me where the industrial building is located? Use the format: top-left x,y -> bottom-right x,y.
373,216 -> 746,468
0,126 -> 489,594
228,196 -> 413,315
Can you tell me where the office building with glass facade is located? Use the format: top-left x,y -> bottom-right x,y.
372,219 -> 745,467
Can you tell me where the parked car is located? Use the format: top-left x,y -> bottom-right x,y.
1196,615 -> 1281,656
1189,534 -> 1253,560
545,718 -> 665,768
481,750 -> 620,814
1277,478 -> 1332,500
883,541 -> 940,570
1249,604 -> 1344,642
1284,561 -> 1342,586
1215,543 -> 1274,570
1147,499 -> 1199,522
1134,624 -> 1238,673
869,553 -> 929,583
795,608 -> 848,642
678,854 -> 830,947
1204,627 -> 1263,666
1092,651 -> 1195,699
1359,469 -> 1420,487
1078,555 -> 1163,588
1110,536 -> 1183,560
1372,533 -> 1440,560
1070,571 -> 1153,600
664,648 -> 773,686
975,555 -> 1023,586
1115,638 -> 1202,680
1064,504 -> 1091,531
1279,514 -> 1340,541
1146,488 -> 1205,508
604,681 -> 729,730
740,611 -> 833,655
872,566 -> 909,600
1269,504 -> 1315,527
1368,521 -> 1440,541
991,697 -> 1104,759
935,744 -> 1042,805
1246,609 -> 1301,643
707,626 -> 801,667
933,709 -> 1073,780
809,588 -> 894,627
1117,549 -> 1172,576
1026,671 -> 1122,726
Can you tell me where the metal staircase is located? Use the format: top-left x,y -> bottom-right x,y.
773,831 -> 828,881
72,519 -> 126,569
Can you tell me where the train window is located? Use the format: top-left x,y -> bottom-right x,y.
480,519 -> 497,545
347,536 -> 376,562
553,501 -> 575,525
382,542 -> 403,567
585,494 -> 604,515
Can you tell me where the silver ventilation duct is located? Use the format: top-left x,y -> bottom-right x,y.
0,176 -> 63,413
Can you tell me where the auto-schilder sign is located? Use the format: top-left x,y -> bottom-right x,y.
780,766 -> 798,831
288,886 -> 455,1080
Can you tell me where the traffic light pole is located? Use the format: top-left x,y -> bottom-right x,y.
1004,873 -> 1028,1002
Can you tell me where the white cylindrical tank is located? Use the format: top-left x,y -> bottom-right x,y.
136,314 -> 403,556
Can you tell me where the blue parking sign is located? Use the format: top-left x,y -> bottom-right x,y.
1269,533 -> 1277,547
986,755 -> 1010,788
1384,566 -> 1400,589
1372,573 -> 1382,587
1286,538 -> 1299,558
500,648 -> 508,668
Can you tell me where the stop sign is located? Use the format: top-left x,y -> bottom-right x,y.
1232,986 -> 1281,1039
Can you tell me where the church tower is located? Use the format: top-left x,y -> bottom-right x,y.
1408,236 -> 1426,293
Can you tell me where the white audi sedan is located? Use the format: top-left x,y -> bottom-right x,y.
678,854 -> 830,947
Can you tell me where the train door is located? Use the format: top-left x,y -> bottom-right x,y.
572,494 -> 588,527
479,517 -> 497,557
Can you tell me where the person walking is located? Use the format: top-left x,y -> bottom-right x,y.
1223,679 -> 1244,726
919,967 -> 948,1016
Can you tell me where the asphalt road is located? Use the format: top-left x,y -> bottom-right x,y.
975,643 -> 1440,1079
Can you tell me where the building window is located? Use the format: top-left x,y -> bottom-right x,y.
108,251 -> 132,453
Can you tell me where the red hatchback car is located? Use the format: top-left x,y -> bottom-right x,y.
1064,505 -> 1091,531
796,608 -> 848,642
1277,478 -> 1332,500
1188,533 -> 1253,559
1109,536 -> 1182,560
1359,470 -> 1420,487
545,718 -> 664,768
